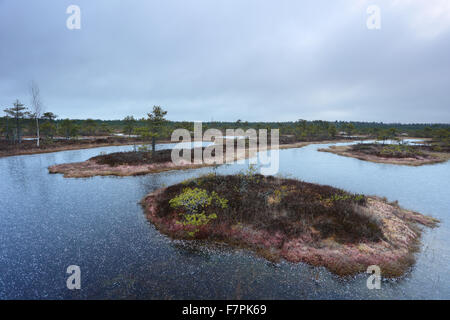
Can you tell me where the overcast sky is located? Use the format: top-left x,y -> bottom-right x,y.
1,0 -> 449,122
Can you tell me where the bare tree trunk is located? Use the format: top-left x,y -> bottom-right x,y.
36,117 -> 40,147
30,81 -> 44,147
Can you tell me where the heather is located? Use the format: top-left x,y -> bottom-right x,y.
152,171 -> 382,244
142,170 -> 439,277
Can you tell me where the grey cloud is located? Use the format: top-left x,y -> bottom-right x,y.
0,0 -> 449,122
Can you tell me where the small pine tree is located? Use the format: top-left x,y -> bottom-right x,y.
3,100 -> 30,144
147,106 -> 167,152
123,116 -> 136,136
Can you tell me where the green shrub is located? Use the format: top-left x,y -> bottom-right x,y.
169,187 -> 228,236
156,175 -> 382,243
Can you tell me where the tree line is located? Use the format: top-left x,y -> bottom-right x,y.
1,94 -> 449,149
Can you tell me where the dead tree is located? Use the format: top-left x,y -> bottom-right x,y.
30,81 -> 45,147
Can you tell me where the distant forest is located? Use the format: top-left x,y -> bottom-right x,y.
1,116 -> 449,140
1,102 -> 449,147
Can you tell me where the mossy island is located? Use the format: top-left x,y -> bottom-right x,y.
50,147 -> 205,178
47,138 -> 344,178
141,170 -> 438,278
48,139 -> 261,178
319,140 -> 450,166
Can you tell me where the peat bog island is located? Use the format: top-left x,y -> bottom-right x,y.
1,1 -> 450,303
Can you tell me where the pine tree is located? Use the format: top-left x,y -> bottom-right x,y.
123,116 -> 136,136
3,100 -> 30,144
147,106 -> 167,152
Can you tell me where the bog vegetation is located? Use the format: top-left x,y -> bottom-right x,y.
152,168 -> 384,243
90,147 -> 206,166
350,139 -> 450,159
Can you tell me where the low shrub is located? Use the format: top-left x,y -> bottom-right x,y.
350,143 -> 429,159
91,147 -> 207,166
154,173 -> 383,244
169,187 -> 228,236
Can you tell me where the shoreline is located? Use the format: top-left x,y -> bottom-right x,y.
49,159 -> 213,178
318,145 -> 450,166
0,138 -> 178,159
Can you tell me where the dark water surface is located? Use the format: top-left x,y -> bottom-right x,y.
0,141 -> 449,299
